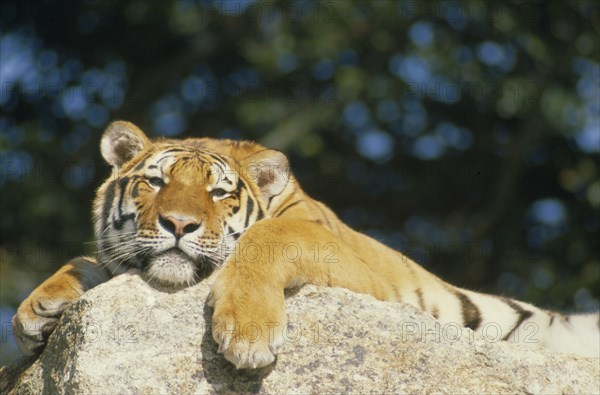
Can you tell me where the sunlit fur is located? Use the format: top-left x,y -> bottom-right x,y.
93,139 -> 266,287
13,121 -> 600,369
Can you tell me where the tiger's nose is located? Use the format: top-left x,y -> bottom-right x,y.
158,215 -> 201,238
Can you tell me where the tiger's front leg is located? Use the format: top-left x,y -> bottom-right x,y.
208,218 -> 390,369
12,256 -> 111,355
207,226 -> 291,369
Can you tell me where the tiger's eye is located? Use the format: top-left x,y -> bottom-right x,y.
211,188 -> 228,198
147,177 -> 165,188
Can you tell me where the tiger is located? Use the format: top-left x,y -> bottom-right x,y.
12,121 -> 600,369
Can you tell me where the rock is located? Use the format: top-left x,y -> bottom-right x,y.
3,273 -> 599,394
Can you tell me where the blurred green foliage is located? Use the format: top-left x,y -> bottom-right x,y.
1,0 -> 599,362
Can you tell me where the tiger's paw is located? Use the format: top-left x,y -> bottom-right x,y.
208,282 -> 286,369
13,276 -> 84,355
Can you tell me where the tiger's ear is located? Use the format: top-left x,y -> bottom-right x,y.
241,149 -> 290,200
100,121 -> 151,167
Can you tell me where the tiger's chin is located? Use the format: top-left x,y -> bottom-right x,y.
143,249 -> 202,288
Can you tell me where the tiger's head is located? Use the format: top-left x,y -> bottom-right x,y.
93,121 -> 291,287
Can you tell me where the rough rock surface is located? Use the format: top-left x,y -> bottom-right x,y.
4,273 -> 600,394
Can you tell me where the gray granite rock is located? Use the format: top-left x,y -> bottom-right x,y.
4,273 -> 599,394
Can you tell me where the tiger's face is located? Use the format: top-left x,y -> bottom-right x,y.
93,121 -> 289,287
